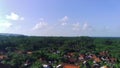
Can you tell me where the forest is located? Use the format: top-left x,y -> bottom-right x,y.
0,35 -> 120,68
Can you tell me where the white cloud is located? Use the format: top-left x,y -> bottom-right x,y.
0,21 -> 12,31
6,12 -> 24,21
82,23 -> 92,31
82,23 -> 88,30
32,21 -> 48,30
60,16 -> 68,26
72,22 -> 80,31
72,22 -> 93,32
31,19 -> 55,36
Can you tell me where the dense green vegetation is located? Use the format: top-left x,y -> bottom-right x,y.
0,35 -> 120,68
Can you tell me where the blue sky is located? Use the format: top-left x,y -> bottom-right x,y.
0,0 -> 120,37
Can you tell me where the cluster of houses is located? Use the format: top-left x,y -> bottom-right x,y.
0,50 -> 119,68
40,51 -> 118,68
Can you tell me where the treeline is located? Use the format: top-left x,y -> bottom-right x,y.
0,36 -> 95,52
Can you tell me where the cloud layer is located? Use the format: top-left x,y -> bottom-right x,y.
1,14 -> 95,36
30,16 -> 95,36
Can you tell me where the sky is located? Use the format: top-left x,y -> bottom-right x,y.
0,0 -> 120,37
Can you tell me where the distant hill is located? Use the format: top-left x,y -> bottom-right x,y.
0,33 -> 27,37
